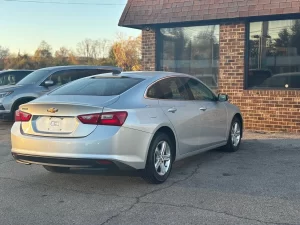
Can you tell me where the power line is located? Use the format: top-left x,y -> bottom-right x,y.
4,0 -> 125,6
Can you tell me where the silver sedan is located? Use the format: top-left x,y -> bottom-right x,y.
11,72 -> 243,184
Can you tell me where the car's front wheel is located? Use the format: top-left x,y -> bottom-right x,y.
222,117 -> 242,152
142,132 -> 174,184
43,166 -> 70,173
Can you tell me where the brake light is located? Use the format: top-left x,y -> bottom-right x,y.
77,114 -> 100,125
15,110 -> 32,122
77,111 -> 128,126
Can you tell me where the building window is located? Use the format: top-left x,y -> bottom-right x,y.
158,25 -> 219,90
248,19 -> 300,89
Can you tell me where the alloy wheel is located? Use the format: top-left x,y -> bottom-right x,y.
154,141 -> 171,176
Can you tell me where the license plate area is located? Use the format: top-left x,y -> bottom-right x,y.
34,116 -> 76,134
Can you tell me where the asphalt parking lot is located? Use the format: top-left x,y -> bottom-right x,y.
1,121 -> 300,225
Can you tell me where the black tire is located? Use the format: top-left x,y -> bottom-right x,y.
221,117 -> 242,152
11,99 -> 34,121
43,166 -> 70,173
142,132 -> 174,184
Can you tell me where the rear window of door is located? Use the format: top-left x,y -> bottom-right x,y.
0,71 -> 31,85
147,77 -> 189,100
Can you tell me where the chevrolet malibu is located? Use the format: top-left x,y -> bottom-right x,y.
11,72 -> 243,184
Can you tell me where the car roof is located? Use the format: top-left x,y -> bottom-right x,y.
37,65 -> 122,73
272,72 -> 300,77
92,71 -> 194,80
0,69 -> 34,73
0,70 -> 34,75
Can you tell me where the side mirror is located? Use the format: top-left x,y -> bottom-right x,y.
218,93 -> 228,102
44,80 -> 54,87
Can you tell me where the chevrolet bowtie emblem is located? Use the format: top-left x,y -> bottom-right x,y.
47,108 -> 58,113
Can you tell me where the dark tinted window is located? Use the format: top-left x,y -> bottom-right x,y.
44,69 -> 114,86
181,78 -> 216,101
50,77 -> 143,96
18,70 -> 50,85
0,71 -> 32,85
248,19 -> 300,89
158,25 -> 219,89
147,78 -> 189,100
291,75 -> 300,88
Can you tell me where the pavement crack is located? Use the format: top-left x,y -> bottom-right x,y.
99,198 -> 138,225
139,202 -> 294,225
139,162 -> 203,200
100,162 -> 204,224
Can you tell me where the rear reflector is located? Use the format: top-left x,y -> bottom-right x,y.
15,110 -> 32,122
77,111 -> 128,126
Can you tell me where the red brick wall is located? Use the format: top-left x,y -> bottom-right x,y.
142,29 -> 156,71
219,23 -> 300,133
141,23 -> 300,133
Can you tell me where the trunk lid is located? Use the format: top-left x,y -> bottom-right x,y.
20,95 -> 119,138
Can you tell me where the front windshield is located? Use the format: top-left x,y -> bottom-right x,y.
17,70 -> 50,85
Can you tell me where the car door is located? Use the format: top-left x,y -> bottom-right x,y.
181,77 -> 228,148
149,77 -> 201,155
38,70 -> 67,96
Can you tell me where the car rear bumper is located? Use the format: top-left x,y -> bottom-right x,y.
11,122 -> 152,170
12,154 -> 134,170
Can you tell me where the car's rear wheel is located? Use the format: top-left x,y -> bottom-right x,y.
221,117 -> 242,152
43,166 -> 70,173
11,98 -> 35,121
142,132 -> 174,184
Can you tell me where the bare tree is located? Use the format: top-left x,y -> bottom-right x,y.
34,41 -> 53,58
0,45 -> 9,60
55,47 -> 70,58
0,45 -> 10,69
97,39 -> 111,59
77,39 -> 95,58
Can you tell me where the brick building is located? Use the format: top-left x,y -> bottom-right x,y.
119,0 -> 300,133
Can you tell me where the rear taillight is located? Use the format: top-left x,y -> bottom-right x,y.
77,111 -> 128,126
77,114 -> 101,125
15,110 -> 32,122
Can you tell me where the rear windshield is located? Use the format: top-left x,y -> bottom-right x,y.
50,77 -> 144,96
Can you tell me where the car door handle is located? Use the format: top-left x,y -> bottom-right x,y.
199,107 -> 207,111
168,108 -> 177,113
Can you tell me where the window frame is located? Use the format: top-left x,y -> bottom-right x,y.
245,15 -> 300,90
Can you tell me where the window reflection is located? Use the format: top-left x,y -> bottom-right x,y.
159,25 -> 219,90
249,19 -> 300,89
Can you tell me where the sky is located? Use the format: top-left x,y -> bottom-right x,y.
0,0 -> 140,54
